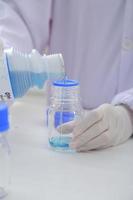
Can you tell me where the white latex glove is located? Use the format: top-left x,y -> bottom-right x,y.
58,104 -> 133,152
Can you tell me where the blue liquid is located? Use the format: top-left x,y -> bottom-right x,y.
49,136 -> 72,151
54,112 -> 75,127
31,72 -> 48,88
8,71 -> 48,97
8,70 -> 65,98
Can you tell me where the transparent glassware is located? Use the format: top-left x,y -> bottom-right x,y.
47,79 -> 83,152
0,104 -> 11,198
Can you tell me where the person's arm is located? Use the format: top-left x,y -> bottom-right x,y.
112,88 -> 133,111
58,103 -> 133,152
0,0 -> 52,53
58,89 -> 133,152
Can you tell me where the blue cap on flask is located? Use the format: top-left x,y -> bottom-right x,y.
0,103 -> 9,132
53,79 -> 79,87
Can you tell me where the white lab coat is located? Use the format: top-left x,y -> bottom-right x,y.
0,0 -> 133,110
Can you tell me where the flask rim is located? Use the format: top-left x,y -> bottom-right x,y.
53,79 -> 79,87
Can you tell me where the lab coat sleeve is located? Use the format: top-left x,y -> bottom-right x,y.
112,89 -> 133,136
112,1 -> 133,112
0,0 -> 52,53
112,88 -> 133,111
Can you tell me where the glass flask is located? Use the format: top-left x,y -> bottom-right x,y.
0,103 -> 10,198
47,79 -> 83,152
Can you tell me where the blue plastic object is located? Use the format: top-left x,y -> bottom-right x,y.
53,79 -> 79,87
0,104 -> 9,132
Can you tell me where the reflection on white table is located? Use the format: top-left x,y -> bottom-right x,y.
5,90 -> 133,200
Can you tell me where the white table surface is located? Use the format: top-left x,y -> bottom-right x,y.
5,90 -> 133,200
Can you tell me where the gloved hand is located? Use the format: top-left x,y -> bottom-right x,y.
58,104 -> 133,151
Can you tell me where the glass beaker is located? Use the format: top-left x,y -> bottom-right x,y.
47,79 -> 83,152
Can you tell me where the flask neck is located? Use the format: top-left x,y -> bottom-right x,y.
51,85 -> 81,106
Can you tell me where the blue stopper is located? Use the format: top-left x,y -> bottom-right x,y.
0,104 -> 9,132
